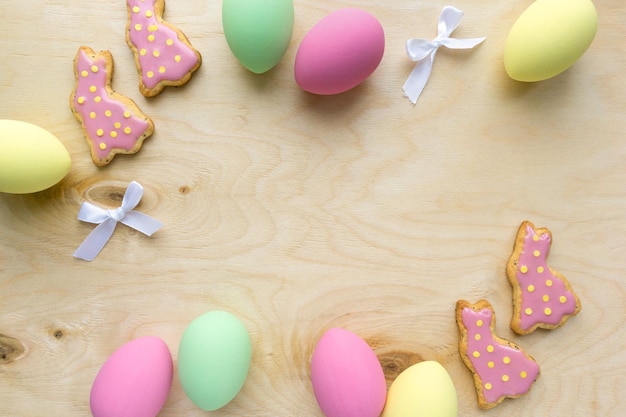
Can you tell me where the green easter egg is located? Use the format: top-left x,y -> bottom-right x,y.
222,0 -> 294,73
178,311 -> 251,411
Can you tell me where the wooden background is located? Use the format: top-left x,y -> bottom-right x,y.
1,0 -> 624,416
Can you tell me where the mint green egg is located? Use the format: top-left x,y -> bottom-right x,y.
178,311 -> 251,411
222,0 -> 294,73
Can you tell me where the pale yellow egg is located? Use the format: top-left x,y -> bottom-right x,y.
381,361 -> 457,417
0,120 -> 71,194
504,0 -> 598,82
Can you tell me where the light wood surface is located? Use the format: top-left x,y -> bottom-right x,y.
1,1 -> 624,416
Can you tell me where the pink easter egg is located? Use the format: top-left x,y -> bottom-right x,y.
294,8 -> 385,95
310,327 -> 387,417
90,336 -> 173,417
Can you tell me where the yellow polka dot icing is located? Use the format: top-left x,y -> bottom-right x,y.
126,0 -> 202,97
70,46 -> 154,166
506,221 -> 582,335
456,300 -> 540,409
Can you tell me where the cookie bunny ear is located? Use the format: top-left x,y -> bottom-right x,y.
506,221 -> 582,335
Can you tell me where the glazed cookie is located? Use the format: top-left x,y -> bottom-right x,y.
70,46 -> 154,166
126,0 -> 202,97
456,300 -> 540,409
506,221 -> 581,335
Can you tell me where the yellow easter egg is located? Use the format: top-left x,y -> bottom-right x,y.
0,120 -> 71,194
381,361 -> 457,417
504,0 -> 598,82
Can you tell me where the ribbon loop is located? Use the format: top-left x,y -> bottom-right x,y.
403,5 -> 486,104
406,39 -> 439,61
438,5 -> 464,35
73,181 -> 162,261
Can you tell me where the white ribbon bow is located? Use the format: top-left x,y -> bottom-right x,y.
403,6 -> 486,104
73,181 -> 162,261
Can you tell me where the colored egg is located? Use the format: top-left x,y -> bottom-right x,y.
222,0 -> 294,73
90,336 -> 173,417
294,8 -> 385,95
0,120 -> 71,194
504,0 -> 598,82
381,361 -> 457,417
178,310 -> 251,411
310,327 -> 386,417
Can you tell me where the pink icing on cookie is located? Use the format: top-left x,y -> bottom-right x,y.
71,48 -> 153,164
459,302 -> 540,407
127,0 -> 200,93
516,225 -> 579,330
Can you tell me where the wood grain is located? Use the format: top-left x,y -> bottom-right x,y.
1,1 -> 625,416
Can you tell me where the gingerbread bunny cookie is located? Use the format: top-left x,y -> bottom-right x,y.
506,221 -> 582,335
70,46 -> 154,166
456,299 -> 540,409
126,0 -> 202,97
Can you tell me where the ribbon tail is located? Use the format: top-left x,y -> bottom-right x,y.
73,218 -> 118,261
403,53 -> 436,104
121,211 -> 163,236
